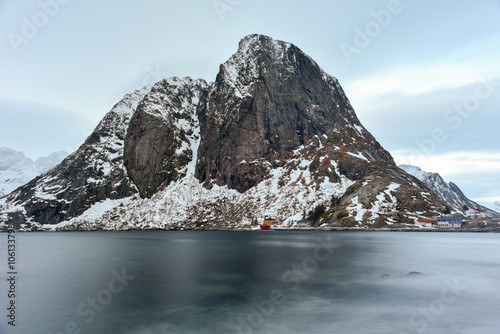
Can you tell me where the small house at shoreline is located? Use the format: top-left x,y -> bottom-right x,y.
264,217 -> 277,226
416,219 -> 433,229
260,217 -> 277,229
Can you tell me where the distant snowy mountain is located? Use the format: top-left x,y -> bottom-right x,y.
0,148 -> 67,197
0,147 -> 25,171
480,201 -> 500,213
399,164 -> 500,218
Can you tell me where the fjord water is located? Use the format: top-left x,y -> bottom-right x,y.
2,231 -> 500,334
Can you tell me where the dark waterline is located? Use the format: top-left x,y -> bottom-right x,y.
1,231 -> 500,334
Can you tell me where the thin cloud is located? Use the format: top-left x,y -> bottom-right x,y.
345,60 -> 500,109
474,196 -> 500,203
392,151 -> 500,178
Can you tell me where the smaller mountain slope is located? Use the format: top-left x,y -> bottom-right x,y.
327,163 -> 449,227
0,86 -> 151,227
399,164 -> 499,217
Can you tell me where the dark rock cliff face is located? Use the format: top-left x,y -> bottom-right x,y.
124,78 -> 210,198
196,35 -> 394,192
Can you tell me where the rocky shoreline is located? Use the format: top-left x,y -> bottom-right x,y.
3,225 -> 500,233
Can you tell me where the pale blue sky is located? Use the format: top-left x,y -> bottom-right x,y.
1,0 -> 499,205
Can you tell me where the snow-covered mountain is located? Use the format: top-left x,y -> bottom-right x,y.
0,147 -> 25,171
0,148 -> 67,197
494,202 -> 500,212
1,35 -> 451,231
399,164 -> 500,218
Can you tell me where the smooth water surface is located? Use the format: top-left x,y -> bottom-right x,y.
1,231 -> 499,334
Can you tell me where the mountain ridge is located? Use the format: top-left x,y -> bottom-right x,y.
399,164 -> 499,218
1,35 -> 451,230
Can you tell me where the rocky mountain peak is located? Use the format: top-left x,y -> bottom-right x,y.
238,34 -> 291,52
1,35 -> 453,230
198,35 -> 394,192
226,34 -> 292,74
219,34 -> 329,99
111,84 -> 153,115
399,164 -> 425,179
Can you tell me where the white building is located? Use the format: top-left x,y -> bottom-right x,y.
465,208 -> 487,219
415,219 -> 433,229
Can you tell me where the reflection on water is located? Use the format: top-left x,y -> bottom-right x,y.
1,231 -> 500,334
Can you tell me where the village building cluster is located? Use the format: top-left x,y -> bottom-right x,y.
416,208 -> 495,229
258,208 -> 499,230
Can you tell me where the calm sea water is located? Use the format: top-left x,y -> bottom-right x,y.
1,231 -> 500,334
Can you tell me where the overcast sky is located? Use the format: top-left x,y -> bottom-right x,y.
1,0 -> 499,207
